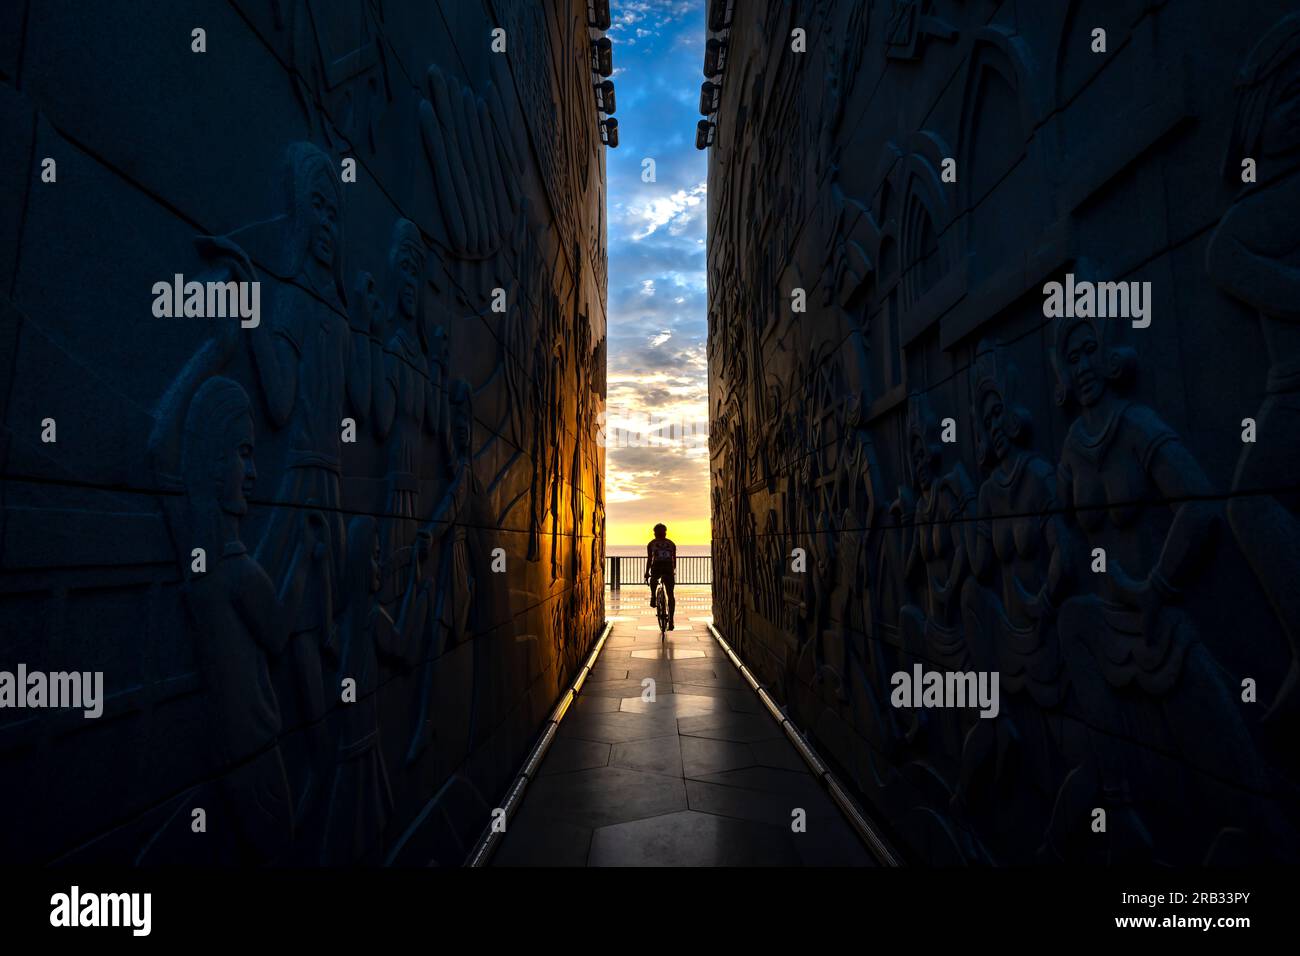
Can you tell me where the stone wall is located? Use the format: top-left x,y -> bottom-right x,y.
707,0 -> 1300,864
0,0 -> 606,865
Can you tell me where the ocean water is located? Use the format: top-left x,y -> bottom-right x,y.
606,544 -> 711,557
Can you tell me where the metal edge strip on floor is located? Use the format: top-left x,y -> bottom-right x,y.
465,620 -> 615,867
705,621 -> 903,867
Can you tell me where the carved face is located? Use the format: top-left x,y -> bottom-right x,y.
1263,57 -> 1300,156
1064,321 -> 1104,407
308,167 -> 339,268
981,389 -> 1010,461
395,245 -> 420,319
219,413 -> 256,516
910,433 -> 932,492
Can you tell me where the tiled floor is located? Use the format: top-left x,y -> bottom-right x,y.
493,586 -> 875,866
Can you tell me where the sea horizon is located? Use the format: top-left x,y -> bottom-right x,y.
606,543 -> 711,557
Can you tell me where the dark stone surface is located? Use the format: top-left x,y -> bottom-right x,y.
0,0 -> 606,866
588,809 -> 802,867
495,586 -> 874,865
707,0 -> 1300,864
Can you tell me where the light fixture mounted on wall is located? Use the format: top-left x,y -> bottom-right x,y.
708,0 -> 735,32
695,120 -> 715,150
698,81 -> 720,115
704,37 -> 728,77
596,79 -> 616,115
600,117 -> 620,148
591,36 -> 613,77
587,0 -> 611,31
697,4 -> 733,149
588,15 -> 615,148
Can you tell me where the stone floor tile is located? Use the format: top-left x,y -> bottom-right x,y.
609,734 -> 683,777
588,810 -> 799,867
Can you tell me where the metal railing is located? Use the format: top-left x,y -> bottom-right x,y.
605,554 -> 712,588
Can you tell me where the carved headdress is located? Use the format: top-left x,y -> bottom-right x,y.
197,141 -> 348,307
385,218 -> 432,349
181,376 -> 253,504
283,141 -> 345,289
1224,13 -> 1300,179
971,339 -> 1031,468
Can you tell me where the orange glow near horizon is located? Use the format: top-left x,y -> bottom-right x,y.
603,514 -> 712,549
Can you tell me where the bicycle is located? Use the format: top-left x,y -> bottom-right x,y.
654,578 -> 669,640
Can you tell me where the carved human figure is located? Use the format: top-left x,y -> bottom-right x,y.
962,343 -> 1070,702
373,218 -> 448,605
1046,312 -> 1281,862
320,515 -> 427,865
502,201 -> 538,431
955,343 -> 1073,850
527,294 -> 561,564
1206,14 -> 1300,721
568,309 -> 592,582
157,375 -> 326,862
203,141 -> 384,803
546,320 -> 567,578
900,394 -> 977,668
591,470 -> 605,589
897,394 -> 977,776
407,379 -> 485,764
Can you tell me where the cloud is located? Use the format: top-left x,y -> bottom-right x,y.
622,182 -> 707,241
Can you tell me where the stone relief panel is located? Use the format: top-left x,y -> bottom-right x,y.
0,1 -> 605,865
709,0 -> 1300,864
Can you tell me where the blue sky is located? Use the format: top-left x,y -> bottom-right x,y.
603,0 -> 711,546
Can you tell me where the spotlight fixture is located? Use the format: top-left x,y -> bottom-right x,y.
601,117 -> 619,148
596,79 -> 616,115
587,0 -> 611,31
704,37 -> 728,77
592,37 -> 613,77
708,0 -> 734,32
699,81 -> 720,115
696,119 -> 715,150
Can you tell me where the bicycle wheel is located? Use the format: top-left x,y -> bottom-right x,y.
656,585 -> 668,638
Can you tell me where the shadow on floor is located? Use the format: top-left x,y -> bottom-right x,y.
493,586 -> 875,866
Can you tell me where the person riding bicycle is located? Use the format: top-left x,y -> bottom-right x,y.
644,523 -> 676,630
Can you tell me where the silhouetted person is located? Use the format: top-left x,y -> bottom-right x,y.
645,523 -> 677,629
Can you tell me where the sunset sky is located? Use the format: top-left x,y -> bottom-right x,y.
603,0 -> 712,547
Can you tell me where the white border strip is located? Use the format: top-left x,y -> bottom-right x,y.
465,620 -> 615,867
706,622 -> 903,867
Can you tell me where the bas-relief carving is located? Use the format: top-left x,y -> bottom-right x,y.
322,513 -> 427,865
273,0 -> 394,157
1207,14 -> 1300,722
956,345 -> 1069,853
200,140 -> 383,814
151,373 -> 327,862
1,1 -> 604,864
373,218 -> 446,608
407,379 -> 486,765
710,5 -> 1300,864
